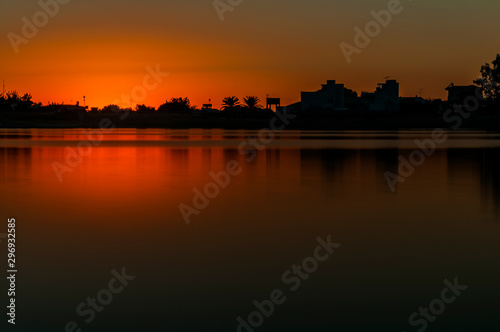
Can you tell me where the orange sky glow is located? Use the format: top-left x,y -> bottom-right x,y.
1,0 -> 499,109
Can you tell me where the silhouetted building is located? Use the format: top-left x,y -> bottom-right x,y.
58,102 -> 88,113
277,101 -> 301,114
360,92 -> 375,110
446,83 -> 478,104
200,104 -> 218,113
201,103 -> 213,111
276,80 -> 346,114
201,99 -> 218,112
301,80 -> 345,111
266,98 -> 281,112
400,96 -> 426,105
370,80 -> 400,111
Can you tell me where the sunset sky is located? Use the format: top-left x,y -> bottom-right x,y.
1,0 -> 499,109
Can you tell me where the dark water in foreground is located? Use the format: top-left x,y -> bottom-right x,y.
0,129 -> 499,331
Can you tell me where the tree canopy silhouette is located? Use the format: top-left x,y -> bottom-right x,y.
474,53 -> 500,102
136,104 -> 156,113
158,97 -> 194,113
221,96 -> 240,111
243,96 -> 261,110
0,90 -> 33,110
102,104 -> 121,113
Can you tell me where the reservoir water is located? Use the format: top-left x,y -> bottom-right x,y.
0,129 -> 498,331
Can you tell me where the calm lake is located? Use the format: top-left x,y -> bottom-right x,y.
0,129 -> 499,331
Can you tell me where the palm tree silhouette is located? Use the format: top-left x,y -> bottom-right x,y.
243,96 -> 261,110
221,96 -> 240,110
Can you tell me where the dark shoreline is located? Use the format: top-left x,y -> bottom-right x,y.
2,109 -> 500,131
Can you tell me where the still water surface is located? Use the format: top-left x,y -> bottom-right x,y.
0,129 -> 499,331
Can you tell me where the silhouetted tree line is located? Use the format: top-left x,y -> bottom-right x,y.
158,97 -> 196,113
475,54 -> 500,104
96,95 -> 271,116
0,90 -> 35,111
94,96 -> 269,115
2,54 -> 499,114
